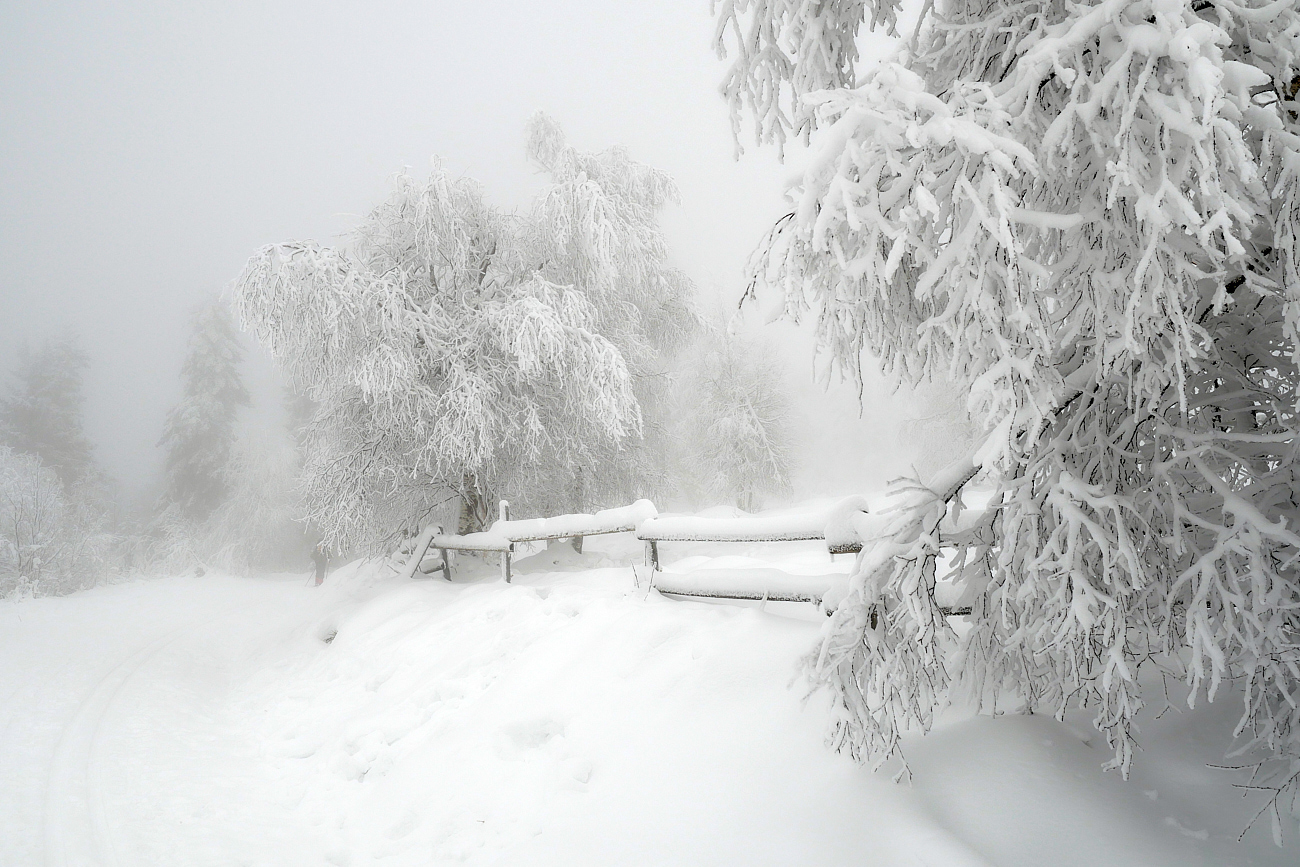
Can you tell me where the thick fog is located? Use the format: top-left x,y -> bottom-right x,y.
1,1 -> 916,504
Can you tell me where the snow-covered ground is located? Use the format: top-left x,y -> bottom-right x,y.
1,533 -> 1291,866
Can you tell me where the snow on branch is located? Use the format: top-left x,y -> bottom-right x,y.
723,0 -> 1300,830
712,0 -> 897,155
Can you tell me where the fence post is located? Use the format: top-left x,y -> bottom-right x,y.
400,524 -> 438,581
499,500 -> 512,583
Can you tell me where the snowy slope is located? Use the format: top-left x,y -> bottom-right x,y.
1,539 -> 1292,866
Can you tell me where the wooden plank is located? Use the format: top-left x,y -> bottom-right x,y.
431,536 -> 512,553
654,584 -> 829,605
638,528 -> 825,543
428,524 -> 636,552
500,501 -> 512,583
403,500 -> 659,584
636,514 -> 828,544
500,524 -> 640,544
651,568 -> 848,606
653,572 -> 971,616
399,524 -> 439,581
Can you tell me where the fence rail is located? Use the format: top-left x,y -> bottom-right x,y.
404,499 -> 657,582
400,496 -> 972,615
635,508 -> 859,609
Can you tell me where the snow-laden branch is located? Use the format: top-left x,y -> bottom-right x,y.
719,0 -> 1300,829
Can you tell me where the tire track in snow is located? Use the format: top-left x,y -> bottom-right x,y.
41,608 -> 238,867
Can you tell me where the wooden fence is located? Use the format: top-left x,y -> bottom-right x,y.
401,497 -> 972,615
402,499 -> 657,583
634,512 -> 851,607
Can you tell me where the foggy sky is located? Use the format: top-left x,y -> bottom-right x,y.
1,1 -> 911,503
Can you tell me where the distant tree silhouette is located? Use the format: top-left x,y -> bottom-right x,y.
0,337 -> 95,488
158,301 -> 250,523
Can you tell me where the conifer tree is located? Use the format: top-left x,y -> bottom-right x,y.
201,426 -> 309,574
0,337 -> 95,488
716,0 -> 1300,834
158,301 -> 250,523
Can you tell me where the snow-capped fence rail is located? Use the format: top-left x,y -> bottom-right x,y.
635,512 -> 833,571
635,498 -> 871,609
399,495 -> 971,615
649,568 -> 850,606
403,499 -> 659,583
635,498 -> 973,615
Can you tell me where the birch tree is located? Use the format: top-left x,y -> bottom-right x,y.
235,114 -> 694,549
716,0 -> 1300,837
680,329 -> 794,511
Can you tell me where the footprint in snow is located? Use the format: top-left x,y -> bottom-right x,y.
504,716 -> 565,749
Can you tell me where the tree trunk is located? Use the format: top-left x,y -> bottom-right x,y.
570,466 -> 585,552
457,478 -> 493,535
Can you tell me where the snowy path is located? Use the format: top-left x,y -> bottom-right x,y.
2,576 -> 334,866
43,617 -> 212,867
1,546 -> 1293,866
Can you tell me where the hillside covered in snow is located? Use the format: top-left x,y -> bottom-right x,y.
2,533 -> 1290,866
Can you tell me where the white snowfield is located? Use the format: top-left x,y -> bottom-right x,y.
1,535 -> 1292,866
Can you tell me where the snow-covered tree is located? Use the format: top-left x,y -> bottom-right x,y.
525,114 -> 698,515
234,114 -> 695,549
209,428 -> 311,573
158,300 -> 250,523
151,425 -> 311,576
895,380 -> 980,479
0,338 -> 96,488
149,425 -> 310,576
0,446 -> 113,597
717,0 -> 1300,834
0,446 -> 66,594
680,328 -> 794,511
